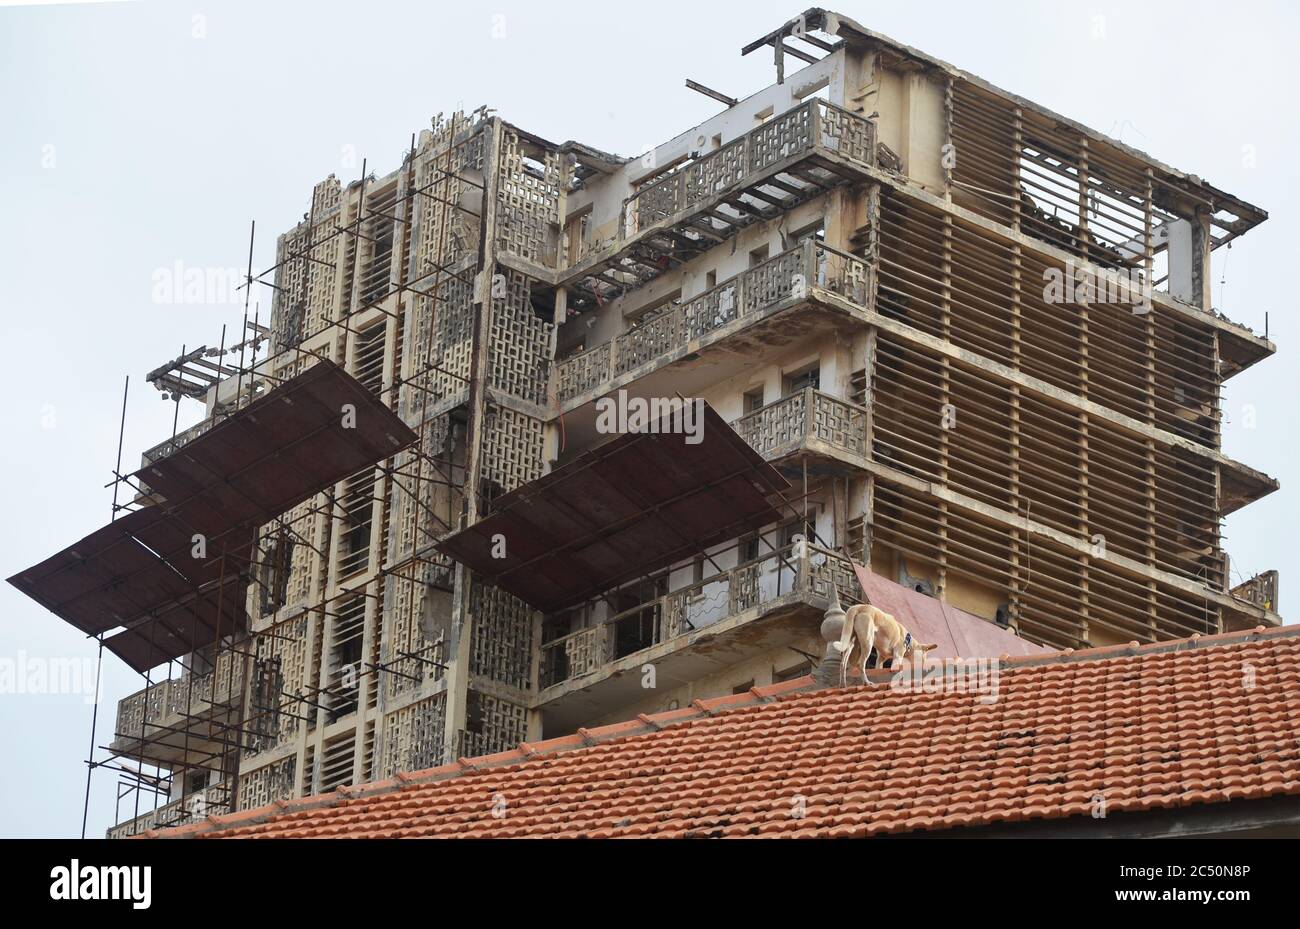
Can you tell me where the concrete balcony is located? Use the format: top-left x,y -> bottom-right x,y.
536,542 -> 859,733
555,238 -> 872,411
733,387 -> 868,478
106,781 -> 231,839
110,651 -> 244,768
558,98 -> 876,298
140,418 -> 214,467
1224,570 -> 1282,632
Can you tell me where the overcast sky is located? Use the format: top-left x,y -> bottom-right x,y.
1,0 -> 1295,838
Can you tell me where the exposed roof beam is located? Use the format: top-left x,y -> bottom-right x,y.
793,32 -> 837,53
685,79 -> 738,108
741,8 -> 832,56
779,41 -> 819,64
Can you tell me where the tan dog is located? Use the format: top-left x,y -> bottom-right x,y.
834,603 -> 938,686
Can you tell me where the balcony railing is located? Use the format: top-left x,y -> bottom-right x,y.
141,418 -> 215,467
1230,570 -> 1279,612
624,99 -> 876,236
734,387 -> 868,460
114,650 -> 245,743
539,542 -> 859,690
106,781 -> 230,839
555,239 -> 871,403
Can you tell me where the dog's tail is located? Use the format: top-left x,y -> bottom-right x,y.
834,604 -> 863,655
836,605 -> 864,687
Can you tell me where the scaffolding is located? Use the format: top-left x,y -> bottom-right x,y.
75,109 -> 524,835
77,106 -> 668,836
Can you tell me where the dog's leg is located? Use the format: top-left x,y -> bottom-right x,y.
859,614 -> 877,684
839,606 -> 866,687
857,618 -> 878,680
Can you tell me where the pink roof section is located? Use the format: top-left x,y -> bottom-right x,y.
853,564 -> 1052,660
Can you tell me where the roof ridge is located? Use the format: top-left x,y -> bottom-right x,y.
147,622 -> 1294,839
999,623 -> 1294,670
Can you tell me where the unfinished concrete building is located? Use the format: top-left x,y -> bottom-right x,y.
9,9 -> 1281,838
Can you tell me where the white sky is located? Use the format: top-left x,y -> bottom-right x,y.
1,0 -> 1295,837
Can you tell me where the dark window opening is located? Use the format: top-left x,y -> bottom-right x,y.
337,467 -> 377,577
259,531 -> 294,616
789,219 -> 825,244
466,690 -> 485,735
327,596 -> 366,723
783,365 -> 820,396
779,513 -> 818,549
530,287 -> 557,325
611,575 -> 667,659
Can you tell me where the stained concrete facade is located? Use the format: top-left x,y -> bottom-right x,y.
106,9 -> 1279,836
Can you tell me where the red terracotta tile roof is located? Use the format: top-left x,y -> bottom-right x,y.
146,625 -> 1300,839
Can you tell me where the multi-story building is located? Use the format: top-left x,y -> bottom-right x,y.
10,9 -> 1280,837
